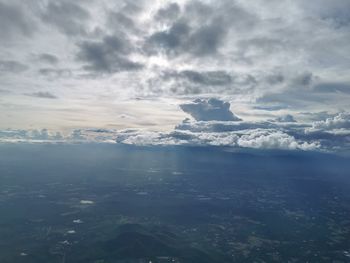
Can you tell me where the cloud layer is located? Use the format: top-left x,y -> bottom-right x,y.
0,0 -> 349,148
0,98 -> 348,153
112,102 -> 350,152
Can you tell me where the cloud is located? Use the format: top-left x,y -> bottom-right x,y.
0,128 -> 103,143
146,21 -> 191,55
107,11 -> 139,34
145,0 -> 257,58
155,2 -> 181,21
175,119 -> 276,133
115,125 -> 325,151
300,0 -> 350,28
41,1 -> 90,36
0,89 -> 11,94
254,105 -> 288,111
300,111 -> 337,122
309,112 -> 350,131
115,129 -> 173,145
0,60 -> 28,73
177,70 -> 232,86
1,0 -> 350,147
114,129 -> 238,147
110,99 -> 349,152
37,53 -> 59,65
69,129 -> 86,140
25,92 -> 58,99
185,17 -> 227,56
108,98 -> 344,151
38,68 -> 72,78
76,36 -> 143,73
0,1 -> 36,41
0,111 -> 348,152
291,72 -> 314,88
275,114 -> 297,123
30,129 -> 49,140
0,129 -> 63,142
113,127 -> 319,151
144,69 -> 236,96
0,129 -> 28,140
180,98 -> 242,121
237,129 -> 318,150
314,82 -> 350,94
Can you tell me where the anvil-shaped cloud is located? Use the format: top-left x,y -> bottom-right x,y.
180,98 -> 241,121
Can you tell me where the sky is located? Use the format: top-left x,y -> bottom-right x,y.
0,0 -> 349,152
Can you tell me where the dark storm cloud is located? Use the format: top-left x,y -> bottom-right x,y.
185,17 -> 226,56
145,1 -> 256,58
41,1 -> 90,36
143,69 -> 259,96
76,36 -> 143,73
25,91 -> 58,99
146,19 -> 225,56
0,60 -> 28,73
146,21 -> 191,55
0,1 -> 36,41
180,98 -> 242,121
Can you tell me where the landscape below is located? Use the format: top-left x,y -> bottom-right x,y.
0,143 -> 350,262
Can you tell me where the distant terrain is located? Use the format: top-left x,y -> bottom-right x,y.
0,144 -> 350,262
